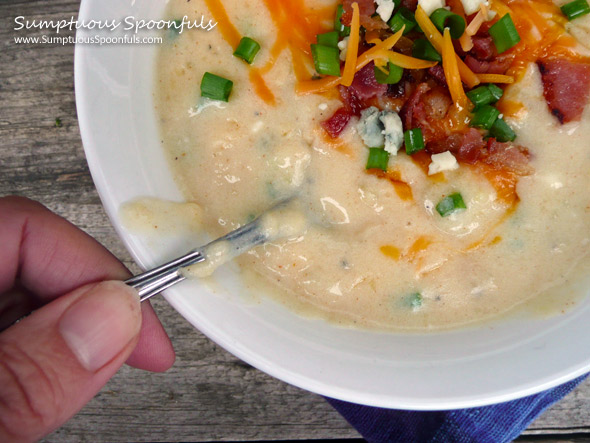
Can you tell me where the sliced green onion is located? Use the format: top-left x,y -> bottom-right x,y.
561,0 -> 590,20
488,84 -> 504,102
335,4 -> 351,37
404,128 -> 425,155
488,14 -> 521,54
412,39 -> 442,62
317,31 -> 340,48
388,7 -> 417,35
233,37 -> 261,64
467,84 -> 504,108
374,62 -> 404,84
490,117 -> 516,142
430,8 -> 466,39
466,86 -> 495,108
311,44 -> 341,76
408,292 -> 423,309
200,72 -> 233,102
366,147 -> 390,171
470,105 -> 500,129
436,193 -> 467,217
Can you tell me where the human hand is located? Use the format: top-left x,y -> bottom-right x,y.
0,196 -> 176,441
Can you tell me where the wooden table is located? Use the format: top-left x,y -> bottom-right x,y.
2,1 -> 590,441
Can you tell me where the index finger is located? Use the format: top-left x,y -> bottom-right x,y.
0,196 -> 175,371
0,196 -> 129,298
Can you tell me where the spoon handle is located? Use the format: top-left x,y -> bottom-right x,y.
124,215 -> 268,302
125,250 -> 204,302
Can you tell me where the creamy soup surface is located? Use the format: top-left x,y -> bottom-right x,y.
150,0 -> 590,331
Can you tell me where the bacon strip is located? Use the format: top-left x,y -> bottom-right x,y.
341,0 -> 388,30
349,62 -> 388,100
482,140 -> 533,176
537,59 -> 590,124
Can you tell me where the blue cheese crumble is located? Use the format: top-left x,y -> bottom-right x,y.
357,107 -> 404,155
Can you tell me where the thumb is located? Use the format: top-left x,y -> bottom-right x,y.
0,281 -> 142,442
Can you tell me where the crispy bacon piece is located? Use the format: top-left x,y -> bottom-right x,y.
401,83 -> 430,130
482,139 -> 533,176
401,0 -> 419,10
463,36 -> 511,75
321,64 -> 390,138
338,85 -> 365,116
401,83 -> 453,142
426,128 -> 486,164
425,130 -> 532,175
464,55 -> 511,74
428,65 -> 447,86
537,59 -> 590,124
341,0 -> 388,30
471,36 -> 495,61
321,87 -> 364,138
349,62 -> 389,100
321,107 -> 352,138
422,87 -> 453,120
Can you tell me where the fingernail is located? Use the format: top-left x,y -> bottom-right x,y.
59,281 -> 141,372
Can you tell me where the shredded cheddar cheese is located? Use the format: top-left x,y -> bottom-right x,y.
459,3 -> 491,51
415,6 -> 480,88
356,29 -> 405,67
341,2 -> 360,87
442,28 -> 470,110
477,73 -> 515,83
296,76 -> 341,95
459,3 -> 489,52
365,30 -> 382,45
296,28 -> 406,95
370,49 -> 438,69
459,33 -> 475,52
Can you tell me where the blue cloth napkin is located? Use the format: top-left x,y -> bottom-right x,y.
327,374 -> 587,442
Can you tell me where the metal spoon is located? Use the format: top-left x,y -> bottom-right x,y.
125,199 -> 304,302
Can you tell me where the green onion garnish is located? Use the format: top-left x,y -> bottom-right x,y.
466,84 -> 504,108
388,7 -> 417,35
311,44 -> 341,76
233,37 -> 261,64
490,117 -> 517,142
200,72 -> 233,102
317,31 -> 340,48
335,4 -> 351,37
488,84 -> 504,102
488,14 -> 521,54
374,62 -> 404,84
404,128 -> 425,155
561,0 -> 590,20
466,86 -> 495,108
408,292 -> 423,309
430,8 -> 466,39
436,193 -> 467,217
412,39 -> 442,62
366,147 -> 390,171
470,105 -> 500,129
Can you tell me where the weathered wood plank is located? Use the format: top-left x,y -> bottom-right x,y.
2,0 -> 590,441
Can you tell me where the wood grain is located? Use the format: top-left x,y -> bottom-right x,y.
1,0 -> 589,441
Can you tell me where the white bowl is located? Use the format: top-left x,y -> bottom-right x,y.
75,0 -> 590,410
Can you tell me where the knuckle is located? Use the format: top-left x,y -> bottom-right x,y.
0,339 -> 65,440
